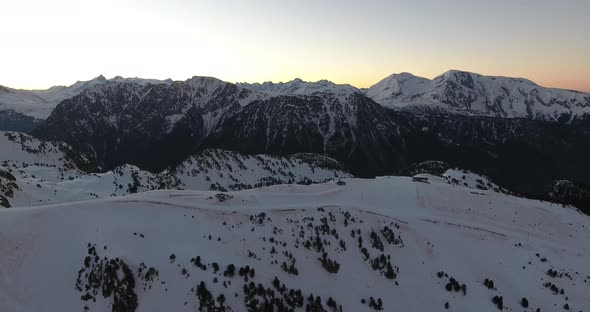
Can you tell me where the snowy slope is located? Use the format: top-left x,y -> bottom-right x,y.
367,70 -> 590,121
0,76 -> 169,120
0,149 -> 350,208
366,72 -> 434,105
442,169 -> 509,194
0,131 -> 94,207
0,164 -> 165,208
0,132 -> 352,208
0,76 -> 109,119
405,162 -> 510,195
0,176 -> 588,311
0,131 -> 89,170
166,149 -> 352,192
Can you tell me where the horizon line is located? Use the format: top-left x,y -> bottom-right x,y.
2,70 -> 590,94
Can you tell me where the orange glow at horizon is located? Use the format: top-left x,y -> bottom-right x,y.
0,0 -> 588,93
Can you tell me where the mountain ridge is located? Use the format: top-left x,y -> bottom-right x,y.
0,130 -> 352,208
31,75 -> 590,198
3,70 -> 590,123
367,70 -> 590,122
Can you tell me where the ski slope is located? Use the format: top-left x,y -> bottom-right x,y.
1,176 -> 588,311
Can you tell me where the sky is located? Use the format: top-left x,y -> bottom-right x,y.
1,0 -> 589,92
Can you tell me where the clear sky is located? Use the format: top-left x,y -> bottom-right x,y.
1,0 -> 589,91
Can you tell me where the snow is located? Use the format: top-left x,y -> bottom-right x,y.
442,169 -> 509,194
3,71 -> 590,122
366,70 -> 590,121
365,72 -> 434,106
0,132 -> 351,208
1,132 -> 589,312
1,164 -> 163,207
0,175 -> 588,311
167,149 -> 352,192
0,76 -> 170,119
0,131 -> 83,169
238,78 -> 360,102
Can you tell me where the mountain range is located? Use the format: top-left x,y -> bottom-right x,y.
2,71 -> 590,312
367,71 -> 590,122
0,76 -> 171,132
3,70 -> 590,125
2,70 -> 590,200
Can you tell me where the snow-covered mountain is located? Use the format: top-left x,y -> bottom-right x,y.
367,70 -> 590,122
0,76 -> 174,132
3,71 -> 590,312
238,78 -> 360,99
3,70 -> 590,127
0,76 -> 171,120
33,77 -> 406,176
0,75 -> 109,120
1,175 -> 589,311
31,74 -> 590,197
32,76 -> 268,169
0,131 -> 351,208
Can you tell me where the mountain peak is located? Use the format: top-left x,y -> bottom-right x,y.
440,69 -> 469,76
185,76 -> 229,93
238,78 -> 359,97
388,72 -> 417,80
187,76 -> 225,84
436,70 -> 538,87
367,69 -> 590,120
365,72 -> 432,104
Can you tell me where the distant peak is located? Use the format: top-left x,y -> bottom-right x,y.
387,72 -> 418,80
188,76 -> 222,82
238,78 -> 359,96
434,70 -> 538,86
443,69 -> 463,74
186,76 -> 227,90
282,78 -> 337,85
371,73 -> 422,86
438,69 -> 474,78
